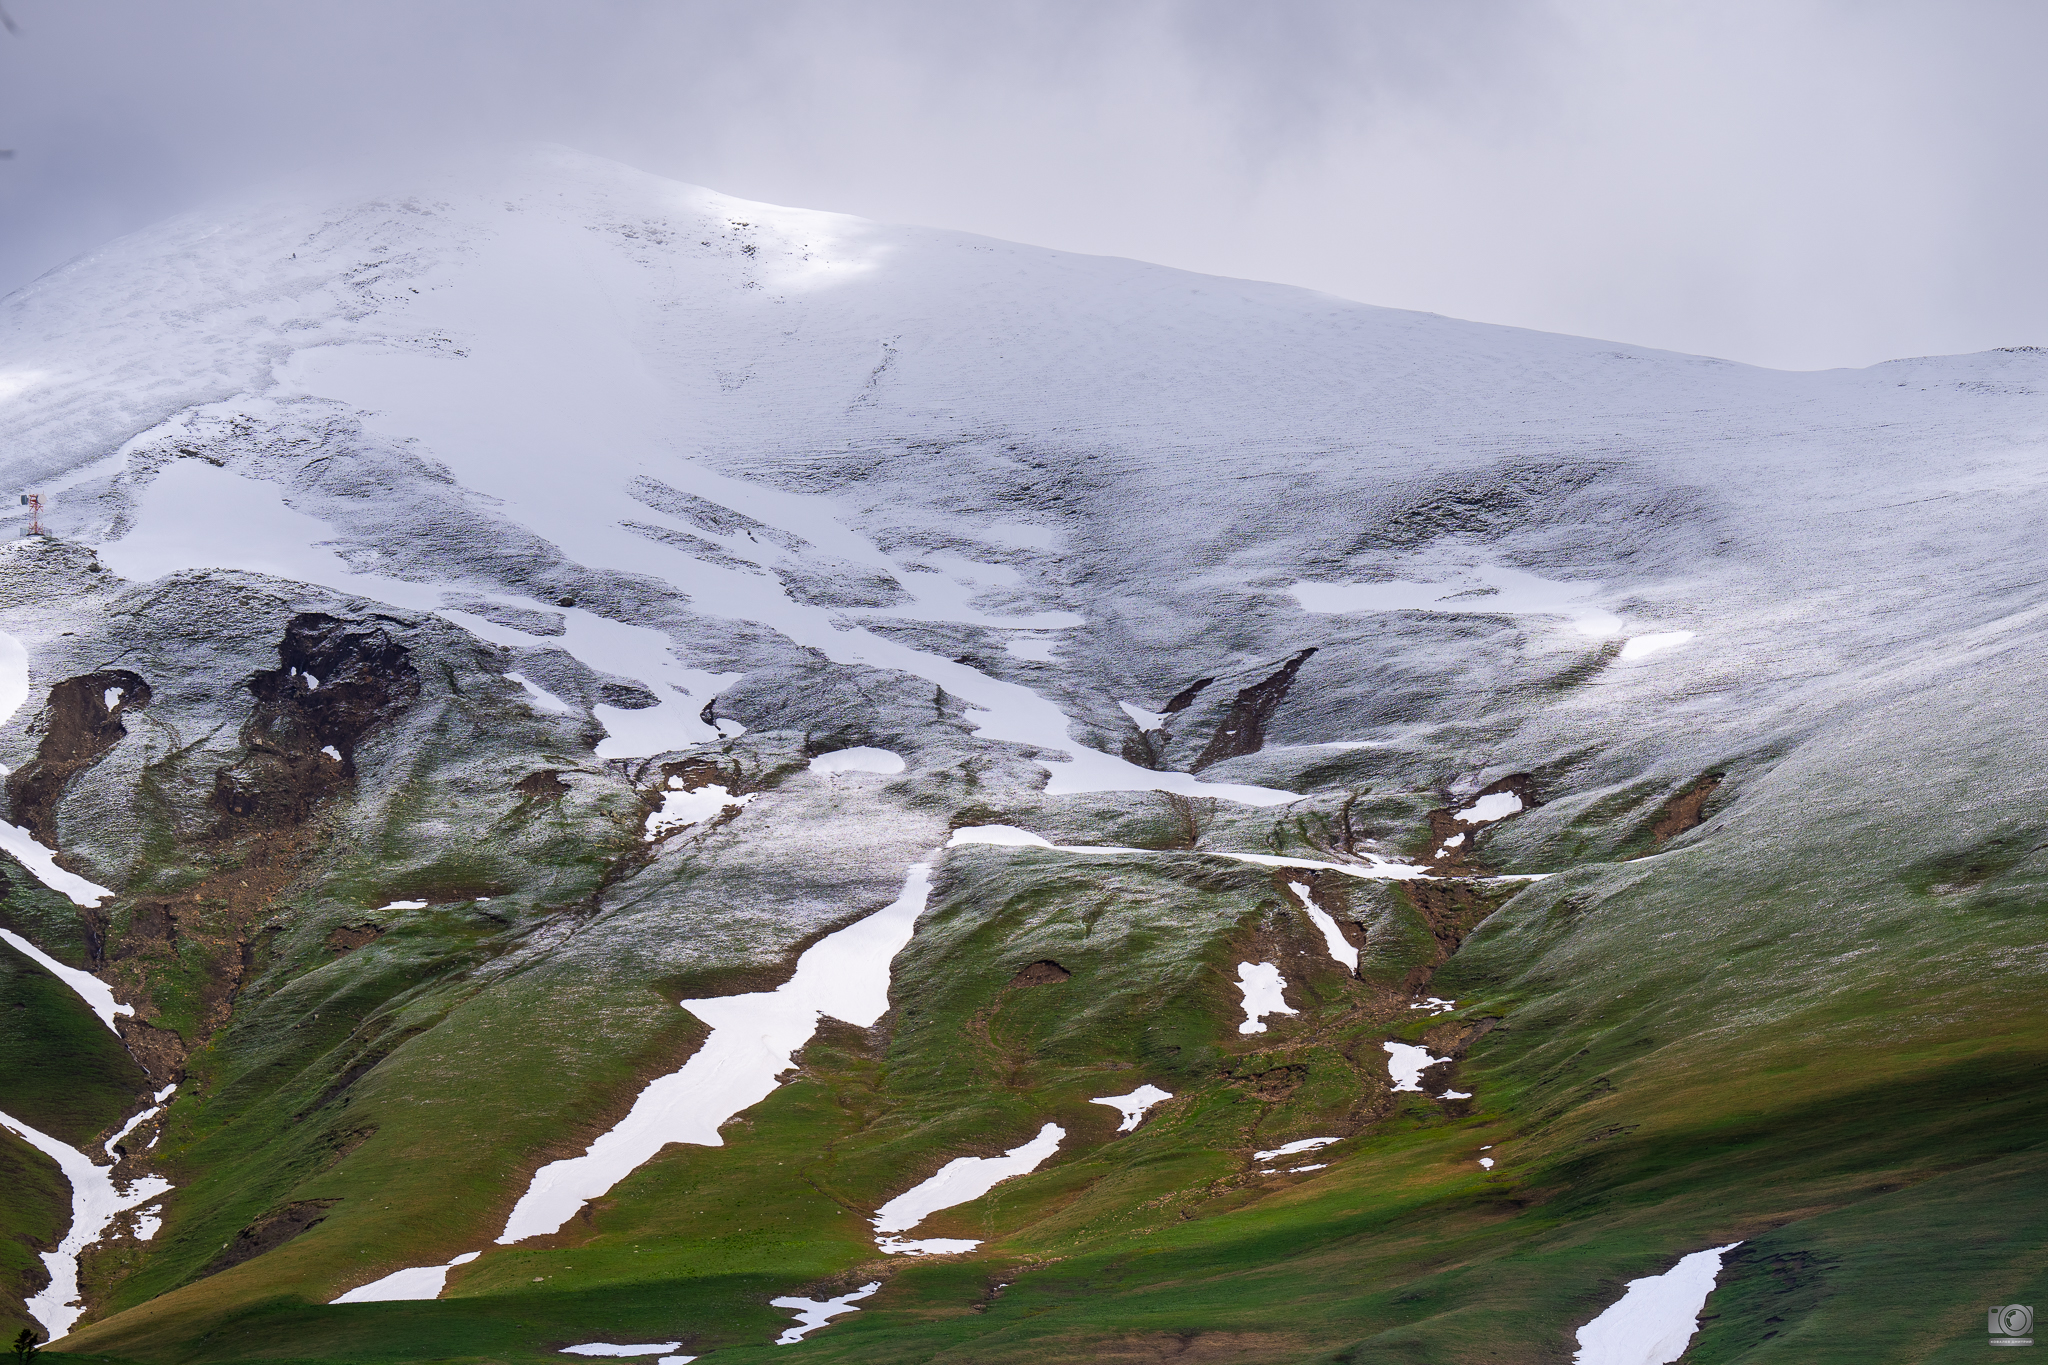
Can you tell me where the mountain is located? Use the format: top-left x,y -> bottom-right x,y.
0,145 -> 2042,1364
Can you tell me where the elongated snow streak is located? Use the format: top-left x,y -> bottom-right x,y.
945,825 -> 1433,882
496,864 -> 934,1244
505,671 -> 574,713
1287,881 -> 1359,971
1254,1137 -> 1339,1162
0,928 -> 130,1032
1383,1041 -> 1450,1092
1091,1085 -> 1172,1133
772,1282 -> 879,1344
559,1343 -> 683,1357
1235,962 -> 1295,1034
0,822 -> 115,908
0,1108 -> 171,1341
331,1250 -> 480,1304
871,1122 -> 1065,1255
1572,1243 -> 1742,1365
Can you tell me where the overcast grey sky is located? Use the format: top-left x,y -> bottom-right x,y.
1,0 -> 2041,370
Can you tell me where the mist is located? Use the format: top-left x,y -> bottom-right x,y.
1,0 -> 2042,370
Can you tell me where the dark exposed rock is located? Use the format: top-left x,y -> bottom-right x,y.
1191,649 -> 1316,771
5,669 -> 152,845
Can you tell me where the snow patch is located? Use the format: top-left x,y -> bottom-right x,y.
1480,1158 -> 1495,1170
1384,1041 -> 1450,1092
1572,1243 -> 1742,1365
1005,636 -> 1058,662
497,864 -> 933,1244
1454,792 -> 1523,823
808,746 -> 905,776
643,784 -> 751,839
872,1122 -> 1064,1254
1118,701 -> 1167,731
1235,962 -> 1295,1034
1288,881 -> 1359,972
320,744 -> 342,761
1091,1084 -> 1172,1133
102,687 -> 123,710
772,1282 -> 879,1344
947,824 -> 1053,848
505,671 -> 574,713
377,900 -> 429,912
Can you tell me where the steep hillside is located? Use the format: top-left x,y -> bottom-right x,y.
0,146 -> 2042,1364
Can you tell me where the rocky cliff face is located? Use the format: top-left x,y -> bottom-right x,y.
0,149 -> 2042,1363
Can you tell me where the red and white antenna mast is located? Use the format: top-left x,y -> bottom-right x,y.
19,493 -> 42,535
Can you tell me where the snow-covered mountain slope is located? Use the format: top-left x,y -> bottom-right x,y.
0,147 -> 2044,1363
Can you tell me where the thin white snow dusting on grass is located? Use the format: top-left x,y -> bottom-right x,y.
505,671 -> 574,713
1254,1137 -> 1339,1162
808,747 -> 905,777
0,824 -> 114,908
558,1344 -> 683,1357
1384,1041 -> 1449,1092
330,1250 -> 481,1305
497,864 -> 933,1244
1235,962 -> 1295,1034
1091,1084 -> 1172,1133
944,826 -> 1432,882
1572,1243 -> 1742,1365
1118,701 -> 1167,731
871,1122 -> 1065,1255
643,783 -> 751,840
0,928 -> 130,1032
772,1282 -> 880,1344
1287,881 -> 1359,971
1619,631 -> 1696,660
1455,792 -> 1523,823
0,1108 -> 171,1341
1289,565 -> 1623,637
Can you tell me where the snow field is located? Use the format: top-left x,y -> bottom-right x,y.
944,825 -> 1433,882
1572,1243 -> 1742,1365
1288,565 -> 1624,637
1234,962 -> 1296,1034
871,1123 -> 1066,1255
